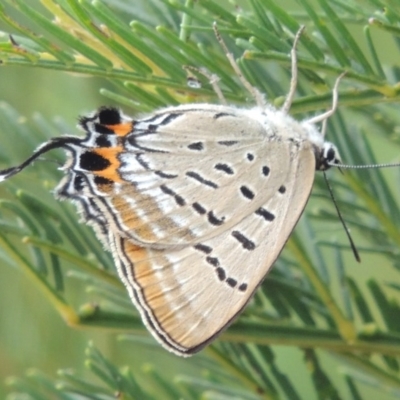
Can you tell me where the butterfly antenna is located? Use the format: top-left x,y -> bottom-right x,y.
281,25 -> 305,113
213,22 -> 266,108
306,72 -> 346,127
332,161 -> 400,169
0,136 -> 80,182
323,171 -> 361,262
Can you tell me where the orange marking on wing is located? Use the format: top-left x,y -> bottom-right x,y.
121,239 -> 190,344
112,195 -> 159,242
123,241 -> 149,262
105,122 -> 133,136
122,241 -> 181,329
92,147 -> 123,183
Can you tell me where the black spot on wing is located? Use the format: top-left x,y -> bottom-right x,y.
262,166 -> 270,176
73,175 -> 85,191
160,184 -> 186,206
187,142 -> 204,151
214,163 -> 234,175
218,140 -> 238,146
79,107 -> 121,132
199,246 -> 248,292
232,230 -> 256,250
192,202 -> 207,215
208,211 -> 225,226
154,170 -> 178,179
255,207 -> 275,221
80,152 -> 111,171
194,243 -> 213,254
98,107 -> 122,125
216,267 -> 226,281
95,135 -> 112,147
94,124 -> 115,135
240,185 -> 255,200
278,185 -> 286,194
247,153 -> 254,161
206,256 -> 219,267
146,124 -> 158,132
238,283 -> 248,292
94,176 -> 114,186
186,171 -> 218,189
226,278 -> 237,288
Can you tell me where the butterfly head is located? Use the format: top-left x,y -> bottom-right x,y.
316,142 -> 341,171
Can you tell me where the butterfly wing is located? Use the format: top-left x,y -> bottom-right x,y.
0,106 -> 318,354
62,106 -> 310,249
109,142 -> 316,355
56,106 -> 317,354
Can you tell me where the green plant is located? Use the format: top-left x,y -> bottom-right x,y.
1,0 -> 400,399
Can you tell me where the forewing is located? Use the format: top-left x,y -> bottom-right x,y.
66,105 -> 297,247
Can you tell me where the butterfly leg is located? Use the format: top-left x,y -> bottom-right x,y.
183,65 -> 228,105
213,22 -> 266,108
281,25 -> 306,113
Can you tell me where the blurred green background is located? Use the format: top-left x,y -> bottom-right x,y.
0,61 -> 115,395
0,52 -> 211,398
1,1 -> 400,399
0,4 -> 164,394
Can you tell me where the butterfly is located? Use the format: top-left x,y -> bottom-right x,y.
0,26 -> 344,356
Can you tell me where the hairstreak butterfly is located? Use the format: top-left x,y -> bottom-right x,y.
0,26 -> 356,356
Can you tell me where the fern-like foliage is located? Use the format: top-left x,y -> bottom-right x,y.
1,0 -> 400,399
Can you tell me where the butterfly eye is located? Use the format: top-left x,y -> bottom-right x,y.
317,142 -> 341,171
